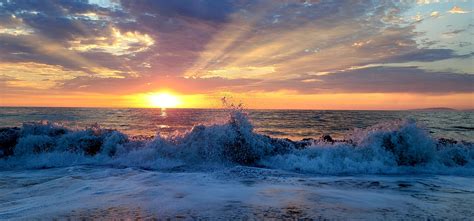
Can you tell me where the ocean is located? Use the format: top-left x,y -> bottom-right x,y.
0,107 -> 473,219
1,107 -> 473,141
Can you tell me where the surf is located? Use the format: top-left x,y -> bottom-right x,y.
0,108 -> 473,175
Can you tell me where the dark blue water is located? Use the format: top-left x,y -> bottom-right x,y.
0,107 -> 472,141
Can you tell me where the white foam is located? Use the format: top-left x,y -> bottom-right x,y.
0,110 -> 473,175
1,167 -> 473,219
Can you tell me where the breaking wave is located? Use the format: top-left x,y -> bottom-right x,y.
1,108 -> 473,175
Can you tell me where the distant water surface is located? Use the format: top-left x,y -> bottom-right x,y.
0,107 -> 472,141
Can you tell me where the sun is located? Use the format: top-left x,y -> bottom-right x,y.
148,93 -> 181,108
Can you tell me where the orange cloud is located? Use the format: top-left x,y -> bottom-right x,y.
68,27 -> 155,55
448,6 -> 469,14
0,62 -> 87,89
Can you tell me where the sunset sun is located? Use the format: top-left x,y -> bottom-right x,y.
148,93 -> 180,108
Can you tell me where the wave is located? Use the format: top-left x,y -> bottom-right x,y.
0,109 -> 473,175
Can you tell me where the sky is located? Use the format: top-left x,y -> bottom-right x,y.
0,0 -> 473,110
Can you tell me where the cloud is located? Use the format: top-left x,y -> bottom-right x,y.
384,49 -> 472,63
443,29 -> 466,35
68,27 -> 155,55
0,0 -> 458,79
57,75 -> 259,95
430,11 -> 440,17
416,0 -> 440,5
0,15 -> 34,36
315,66 -> 474,93
442,29 -> 466,38
0,62 -> 87,89
254,66 -> 474,94
0,25 -> 33,36
0,1 -> 112,40
120,0 -> 236,23
184,1 -> 423,79
448,6 -> 470,14
203,66 -> 276,79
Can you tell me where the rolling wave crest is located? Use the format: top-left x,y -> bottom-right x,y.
1,109 -> 473,174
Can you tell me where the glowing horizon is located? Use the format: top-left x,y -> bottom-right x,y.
0,1 -> 473,110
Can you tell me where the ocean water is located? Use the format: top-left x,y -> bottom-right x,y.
0,107 -> 473,219
1,107 -> 472,141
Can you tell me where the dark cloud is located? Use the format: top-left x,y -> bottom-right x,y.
120,0 -> 237,23
443,29 -> 466,35
384,49 -> 473,63
0,0 -> 108,40
0,35 -> 85,71
256,66 -> 474,94
316,67 -> 474,93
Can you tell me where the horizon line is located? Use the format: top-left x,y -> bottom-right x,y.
0,105 -> 470,111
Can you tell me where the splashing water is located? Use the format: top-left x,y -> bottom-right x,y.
0,107 -> 472,175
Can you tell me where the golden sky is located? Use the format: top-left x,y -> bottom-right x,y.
0,0 -> 473,109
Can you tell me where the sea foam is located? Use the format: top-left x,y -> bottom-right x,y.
0,108 -> 473,174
